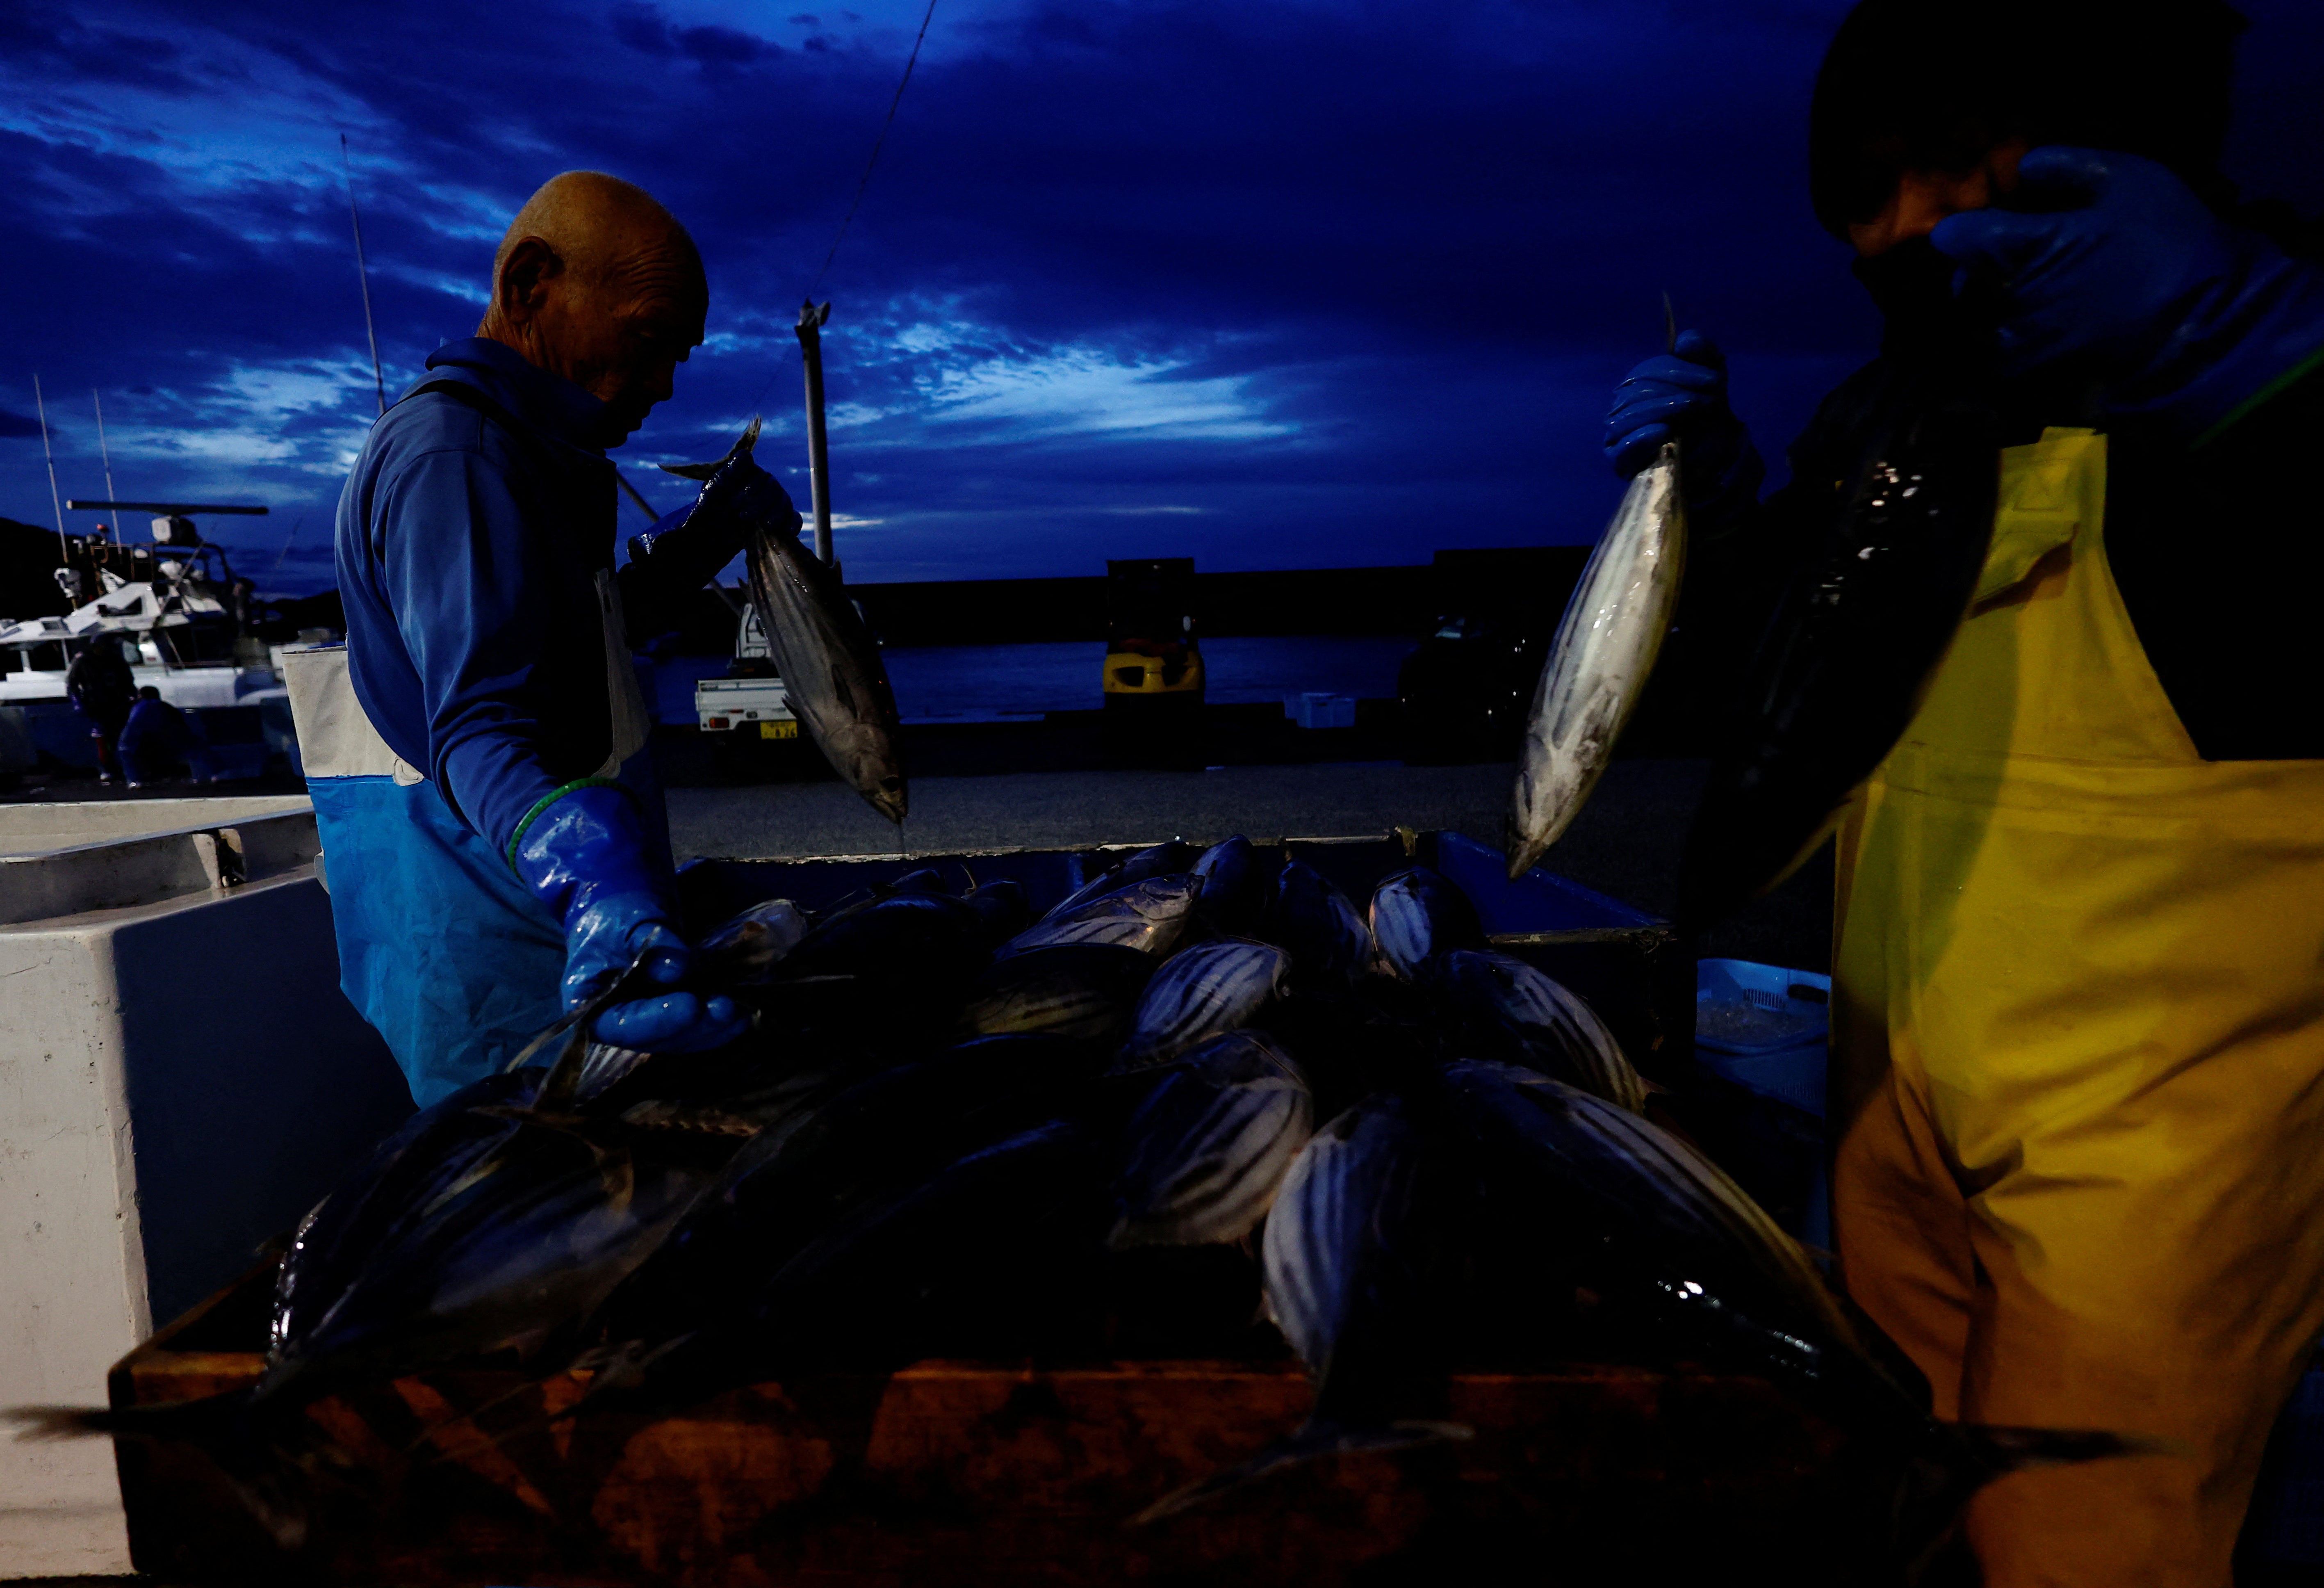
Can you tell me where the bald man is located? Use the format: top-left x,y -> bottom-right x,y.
306,171 -> 796,1106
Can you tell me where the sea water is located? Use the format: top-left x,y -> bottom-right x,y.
652,636 -> 1417,726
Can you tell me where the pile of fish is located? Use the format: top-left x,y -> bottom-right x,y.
23,837 -> 2139,1574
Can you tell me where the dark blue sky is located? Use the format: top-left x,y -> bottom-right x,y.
3,0 -> 2319,596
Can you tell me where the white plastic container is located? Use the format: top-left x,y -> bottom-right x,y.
1285,692 -> 1357,730
0,800 -> 411,1575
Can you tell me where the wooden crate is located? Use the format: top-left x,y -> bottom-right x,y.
109,1262 -> 1872,1587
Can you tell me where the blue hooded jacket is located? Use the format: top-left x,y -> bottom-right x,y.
335,338 -> 634,853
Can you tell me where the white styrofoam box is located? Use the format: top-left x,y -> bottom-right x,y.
0,803 -> 411,1574
1285,692 -> 1357,730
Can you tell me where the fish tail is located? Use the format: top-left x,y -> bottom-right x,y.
9,1387 -> 253,1443
1948,1420 -> 2180,1478
1885,1420 -> 2176,1582
1130,1417 -> 1472,1526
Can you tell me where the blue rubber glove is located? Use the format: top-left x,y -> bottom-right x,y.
627,449 -> 801,575
1603,330 -> 1767,508
510,784 -> 750,1053
1931,146 -> 2324,440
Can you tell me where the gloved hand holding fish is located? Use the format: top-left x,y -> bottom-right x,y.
509,781 -> 752,1054
1602,329 -> 1766,509
14,834 -> 2155,1578
625,415 -> 804,592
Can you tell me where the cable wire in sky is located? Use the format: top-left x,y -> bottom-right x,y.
809,0 -> 940,298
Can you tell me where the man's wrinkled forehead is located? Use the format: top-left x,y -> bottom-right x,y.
602,224 -> 708,339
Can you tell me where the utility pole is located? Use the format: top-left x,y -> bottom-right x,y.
795,299 -> 834,564
34,375 -> 66,561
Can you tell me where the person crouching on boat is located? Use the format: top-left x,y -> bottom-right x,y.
118,686 -> 218,787
1599,2 -> 2324,1582
298,171 -> 800,1107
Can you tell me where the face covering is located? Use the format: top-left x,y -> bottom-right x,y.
1853,236 -> 1972,354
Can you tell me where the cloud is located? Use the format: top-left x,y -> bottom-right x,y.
920,347 -> 1288,440
0,410 -> 45,439
0,0 -> 2317,595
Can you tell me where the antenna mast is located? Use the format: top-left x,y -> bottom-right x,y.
34,375 -> 66,561
92,391 -> 120,542
341,135 -> 387,417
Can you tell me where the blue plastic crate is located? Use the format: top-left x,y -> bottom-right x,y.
1696,958 -> 1831,1057
1690,959 -> 1832,1253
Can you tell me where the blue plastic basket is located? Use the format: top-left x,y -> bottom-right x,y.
1695,958 -> 1831,1057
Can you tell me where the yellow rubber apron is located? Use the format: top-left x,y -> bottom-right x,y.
1830,427 -> 2324,1587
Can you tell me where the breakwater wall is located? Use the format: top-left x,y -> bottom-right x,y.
845,546 -> 1591,646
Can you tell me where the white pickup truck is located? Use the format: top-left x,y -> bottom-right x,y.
692,603 -> 799,740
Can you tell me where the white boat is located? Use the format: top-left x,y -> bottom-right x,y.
0,510 -> 310,778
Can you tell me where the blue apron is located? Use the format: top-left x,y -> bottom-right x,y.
284,575 -> 661,1108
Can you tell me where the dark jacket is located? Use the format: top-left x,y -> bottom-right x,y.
1676,358 -> 2324,761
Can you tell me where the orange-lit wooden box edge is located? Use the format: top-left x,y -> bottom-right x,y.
110,1261 -> 1857,1586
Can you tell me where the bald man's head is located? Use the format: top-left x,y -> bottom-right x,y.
477,171 -> 708,443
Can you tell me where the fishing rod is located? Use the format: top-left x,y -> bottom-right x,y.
268,513 -> 306,584
34,375 -> 66,562
92,390 -> 120,542
797,301 -> 834,564
613,468 -> 661,525
750,0 -> 941,567
342,135 -> 387,417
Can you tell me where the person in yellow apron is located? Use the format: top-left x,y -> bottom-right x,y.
1603,2 -> 2324,1579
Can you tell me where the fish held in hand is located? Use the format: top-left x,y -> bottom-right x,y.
711,419 -> 907,824
1508,443 -> 1686,879
1111,1032 -> 1312,1248
1431,949 -> 1646,1113
1117,938 -> 1291,1069
1368,867 -> 1484,981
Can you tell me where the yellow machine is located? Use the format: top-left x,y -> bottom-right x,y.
1100,557 -> 1205,708
1102,639 -> 1206,698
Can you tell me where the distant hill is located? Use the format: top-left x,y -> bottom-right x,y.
0,516 -> 70,619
